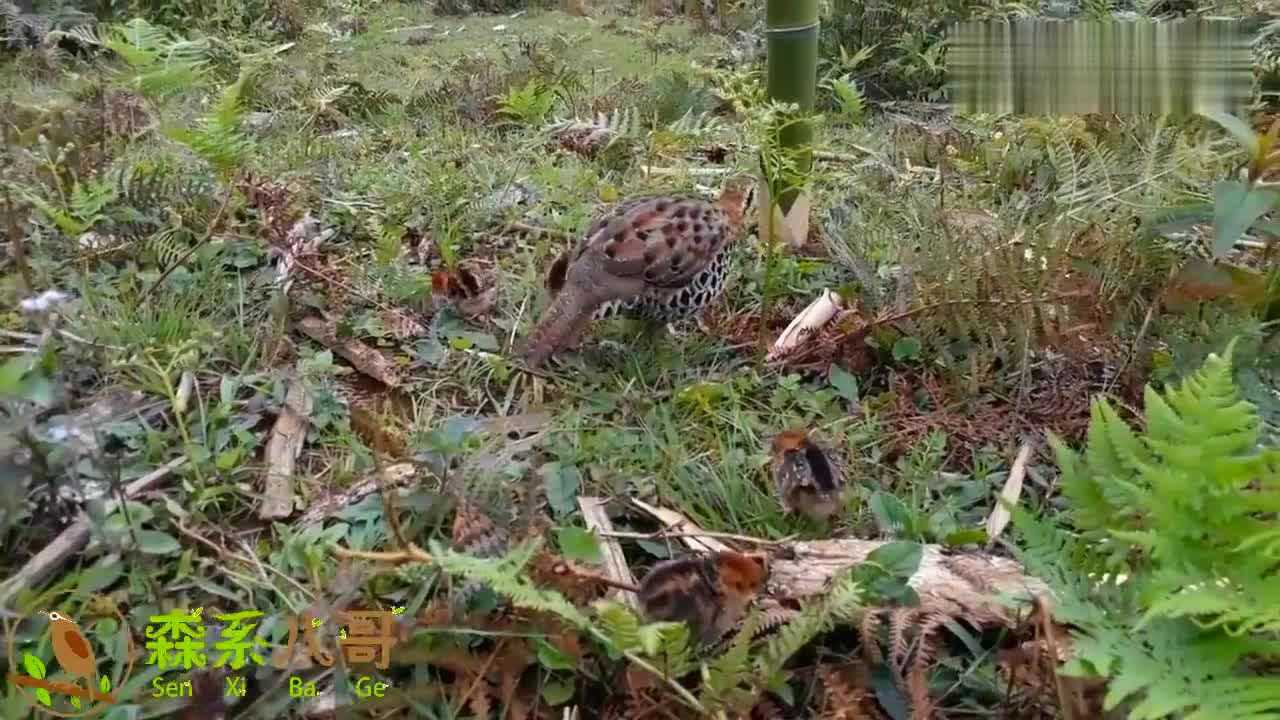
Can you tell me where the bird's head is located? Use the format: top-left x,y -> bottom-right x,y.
712,550 -> 769,601
716,173 -> 758,235
40,610 -> 74,624
771,428 -> 811,456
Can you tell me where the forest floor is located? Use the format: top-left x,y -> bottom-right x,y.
2,2 -> 1280,719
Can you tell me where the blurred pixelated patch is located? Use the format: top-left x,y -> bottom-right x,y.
946,18 -> 1255,116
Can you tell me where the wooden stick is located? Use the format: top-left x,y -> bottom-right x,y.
259,379 -> 312,520
0,457 -> 187,610
628,498 -> 732,553
628,502 -> 1049,627
577,497 -> 640,608
597,530 -> 791,547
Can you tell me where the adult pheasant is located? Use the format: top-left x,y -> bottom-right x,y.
522,177 -> 755,368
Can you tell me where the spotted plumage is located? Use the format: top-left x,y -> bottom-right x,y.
637,550 -> 768,645
770,429 -> 847,522
449,500 -> 509,617
523,177 -> 755,368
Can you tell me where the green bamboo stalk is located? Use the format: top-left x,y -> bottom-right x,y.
765,0 -> 819,215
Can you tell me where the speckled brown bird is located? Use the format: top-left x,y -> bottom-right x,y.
522,177 -> 755,368
637,550 -> 768,645
449,499 -> 510,616
770,429 -> 846,522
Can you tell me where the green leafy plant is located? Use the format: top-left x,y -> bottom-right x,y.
1199,112 -> 1280,259
823,74 -> 865,124
65,18 -> 209,103
1013,341 -> 1280,719
165,65 -> 257,178
495,78 -> 557,127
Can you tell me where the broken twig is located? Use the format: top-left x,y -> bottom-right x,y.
0,457 -> 188,610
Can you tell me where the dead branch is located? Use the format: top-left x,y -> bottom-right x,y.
0,456 -> 187,611
260,378 -> 312,520
767,289 -> 845,362
770,539 -> 1049,620
630,502 -> 1049,628
295,462 -> 417,526
296,315 -> 404,387
577,497 -> 640,608
628,499 -> 731,553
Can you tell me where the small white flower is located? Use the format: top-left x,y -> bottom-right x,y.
19,290 -> 71,314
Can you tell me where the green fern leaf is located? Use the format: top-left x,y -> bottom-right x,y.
593,601 -> 642,653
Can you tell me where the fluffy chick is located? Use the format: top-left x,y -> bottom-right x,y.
770,429 -> 846,522
637,550 -> 769,645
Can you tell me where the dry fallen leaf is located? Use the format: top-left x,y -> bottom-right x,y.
985,442 -> 1032,545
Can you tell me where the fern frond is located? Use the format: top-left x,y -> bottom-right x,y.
1015,344 -> 1280,720
102,19 -> 208,100
593,600 -> 642,654
430,539 -> 589,624
699,613 -> 758,713
755,571 -> 863,681
165,66 -> 255,176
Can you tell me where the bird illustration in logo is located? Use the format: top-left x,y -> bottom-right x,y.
40,611 -> 98,695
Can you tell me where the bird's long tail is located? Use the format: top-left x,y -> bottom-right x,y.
521,283 -> 605,368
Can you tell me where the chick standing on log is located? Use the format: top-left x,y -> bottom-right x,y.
522,177 -> 755,368
770,429 -> 846,522
637,550 -> 768,645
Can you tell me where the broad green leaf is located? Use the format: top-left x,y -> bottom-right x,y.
535,640 -> 576,671
135,530 -> 181,555
1212,180 -> 1278,259
35,688 -> 52,707
829,364 -> 860,405
864,541 -> 923,578
541,463 -> 581,518
19,374 -> 55,406
78,559 -> 123,594
541,680 -> 574,706
891,336 -> 922,363
0,355 -> 34,396
100,674 -> 113,693
942,528 -> 988,547
22,653 -> 46,680
868,492 -> 912,535
219,376 -> 239,405
555,527 -> 603,563
1141,201 -> 1215,236
215,448 -> 242,471
70,696 -> 82,710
